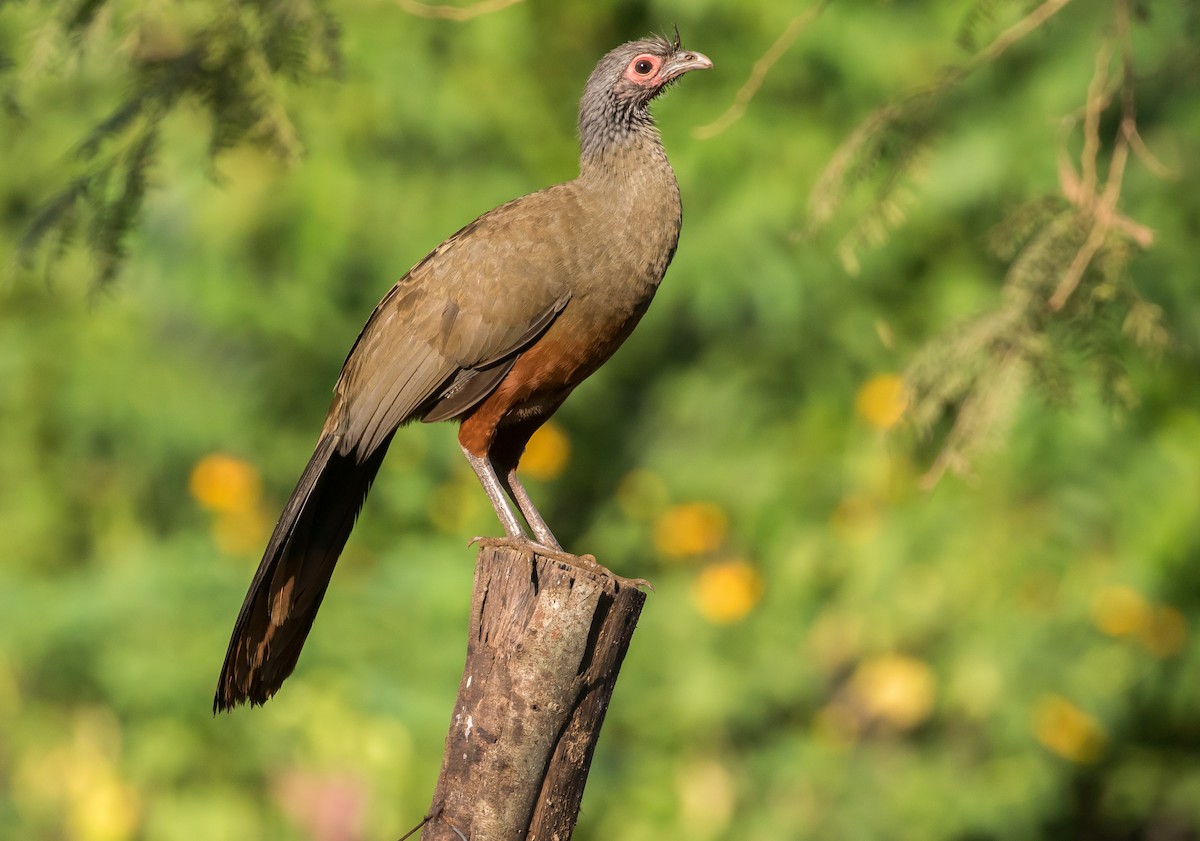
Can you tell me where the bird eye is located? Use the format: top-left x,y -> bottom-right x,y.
634,58 -> 655,76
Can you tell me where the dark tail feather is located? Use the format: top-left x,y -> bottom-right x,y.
214,434 -> 391,713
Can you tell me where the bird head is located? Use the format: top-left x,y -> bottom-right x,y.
579,30 -> 712,159
598,30 -> 713,108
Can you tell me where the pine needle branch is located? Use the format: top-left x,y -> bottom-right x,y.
1048,0 -> 1149,311
13,0 -> 342,288
808,0 -> 1074,244
809,0 -> 1181,485
963,0 -> 1073,72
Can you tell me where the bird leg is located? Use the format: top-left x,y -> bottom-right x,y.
464,440 -> 654,592
498,467 -> 563,550
461,445 -> 527,539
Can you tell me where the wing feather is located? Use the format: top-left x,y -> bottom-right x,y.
332,186 -> 580,457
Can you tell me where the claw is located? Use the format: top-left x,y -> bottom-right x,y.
622,577 -> 655,593
467,536 -> 653,592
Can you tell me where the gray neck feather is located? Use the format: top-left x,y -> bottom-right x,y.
578,88 -> 661,167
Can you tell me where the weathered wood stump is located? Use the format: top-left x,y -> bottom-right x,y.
420,545 -> 646,841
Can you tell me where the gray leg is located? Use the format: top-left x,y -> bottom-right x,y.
501,468 -> 563,550
461,445 -> 527,539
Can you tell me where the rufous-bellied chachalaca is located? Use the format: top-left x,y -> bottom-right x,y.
214,33 -> 712,712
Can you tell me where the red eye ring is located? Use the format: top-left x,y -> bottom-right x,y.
631,55 -> 658,77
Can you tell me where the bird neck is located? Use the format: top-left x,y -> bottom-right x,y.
578,95 -> 664,173
574,119 -> 681,249
576,113 -> 672,183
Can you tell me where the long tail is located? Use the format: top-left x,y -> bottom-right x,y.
214,433 -> 391,712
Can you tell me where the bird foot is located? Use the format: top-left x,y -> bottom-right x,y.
468,536 -> 654,592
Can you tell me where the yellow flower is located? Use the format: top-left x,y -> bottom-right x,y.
855,374 -> 908,429
1092,586 -> 1188,658
68,775 -> 139,841
1033,695 -> 1105,763
520,422 -> 570,480
1092,585 -> 1149,637
14,709 -> 140,841
1137,605 -> 1188,658
654,502 -> 727,559
849,654 -> 936,730
189,454 -> 261,514
692,560 -> 762,625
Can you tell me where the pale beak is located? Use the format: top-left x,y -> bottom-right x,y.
661,51 -> 714,83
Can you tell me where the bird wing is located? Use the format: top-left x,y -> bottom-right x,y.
332,187 -> 579,457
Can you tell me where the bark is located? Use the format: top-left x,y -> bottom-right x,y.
420,544 -> 645,841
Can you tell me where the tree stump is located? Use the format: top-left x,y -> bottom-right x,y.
420,544 -> 646,841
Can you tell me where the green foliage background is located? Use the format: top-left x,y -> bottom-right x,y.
2,1 -> 1198,839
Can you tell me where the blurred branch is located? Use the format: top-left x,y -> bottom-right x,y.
1127,125 -> 1178,181
806,104 -> 903,232
1048,0 -> 1147,311
920,345 -> 1025,489
12,0 -> 341,289
963,0 -> 1073,71
693,1 -> 830,140
396,0 -> 523,22
807,0 -> 1074,255
1077,37 -> 1114,206
885,0 -> 1178,486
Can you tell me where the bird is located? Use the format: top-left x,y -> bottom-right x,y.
214,32 -> 712,712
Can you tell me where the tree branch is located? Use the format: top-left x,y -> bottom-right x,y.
1049,0 -> 1144,311
808,0 -> 1075,238
694,1 -> 830,140
963,0 -> 1074,72
396,0 -> 523,22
